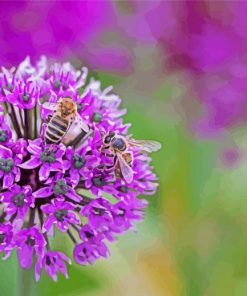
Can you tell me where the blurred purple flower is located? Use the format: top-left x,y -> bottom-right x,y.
0,1 -> 133,74
142,1 -> 247,134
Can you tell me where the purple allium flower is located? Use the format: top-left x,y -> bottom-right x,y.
0,223 -> 14,259
0,145 -> 22,188
145,1 -> 247,135
0,120 -> 12,146
19,138 -> 65,181
35,251 -> 71,282
0,57 -> 160,281
74,240 -> 109,266
6,80 -> 40,109
15,226 -> 46,269
0,2 -> 133,74
41,199 -> 80,233
1,184 -> 34,219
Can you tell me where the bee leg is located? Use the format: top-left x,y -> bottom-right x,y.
104,164 -> 115,172
99,146 -> 114,157
105,153 -> 115,157
48,144 -> 54,152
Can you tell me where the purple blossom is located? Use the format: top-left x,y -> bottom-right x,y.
33,173 -> 82,203
15,226 -> 46,269
1,184 -> 34,219
0,120 -> 12,146
0,57 -> 160,281
74,240 -> 109,266
64,144 -> 100,186
11,138 -> 28,157
0,223 -> 14,258
144,1 -> 247,135
41,199 -> 80,233
35,251 -> 71,282
0,2 -> 133,74
19,138 -> 65,181
0,145 -> 22,189
6,80 -> 40,109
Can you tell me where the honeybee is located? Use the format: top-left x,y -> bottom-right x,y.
102,132 -> 161,183
43,97 -> 89,145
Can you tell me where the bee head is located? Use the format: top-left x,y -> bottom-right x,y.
104,132 -> 115,145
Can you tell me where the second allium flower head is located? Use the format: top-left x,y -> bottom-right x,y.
0,56 -> 159,281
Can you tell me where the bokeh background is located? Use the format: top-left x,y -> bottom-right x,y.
1,1 -> 247,295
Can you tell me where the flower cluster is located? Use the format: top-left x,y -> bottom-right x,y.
0,57 -> 159,281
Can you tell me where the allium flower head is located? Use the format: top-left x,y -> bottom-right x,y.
0,56 -> 160,281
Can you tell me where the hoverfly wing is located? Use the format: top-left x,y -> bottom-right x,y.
116,153 -> 134,184
129,139 -> 161,152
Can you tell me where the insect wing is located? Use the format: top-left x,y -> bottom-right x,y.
42,102 -> 57,111
129,139 -> 161,152
62,114 -> 89,146
116,153 -> 134,184
74,113 -> 90,133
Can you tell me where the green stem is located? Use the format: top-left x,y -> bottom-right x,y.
17,268 -> 35,296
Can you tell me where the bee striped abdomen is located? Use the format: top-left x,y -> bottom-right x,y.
45,115 -> 69,144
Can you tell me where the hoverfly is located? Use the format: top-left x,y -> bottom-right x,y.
101,131 -> 161,183
42,97 -> 89,146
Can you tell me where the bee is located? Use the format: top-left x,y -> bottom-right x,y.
101,132 -> 161,183
43,97 -> 89,145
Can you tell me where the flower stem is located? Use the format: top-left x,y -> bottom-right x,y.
17,268 -> 35,296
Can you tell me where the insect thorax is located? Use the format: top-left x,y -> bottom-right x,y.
112,137 -> 127,152
59,98 -> 76,119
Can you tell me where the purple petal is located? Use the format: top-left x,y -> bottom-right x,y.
57,221 -> 69,232
57,251 -> 71,264
41,204 -> 55,214
17,245 -> 33,269
43,216 -> 56,232
50,161 -> 62,171
3,173 -> 14,189
65,188 -> 81,202
33,187 -> 53,198
19,157 -> 41,169
35,260 -> 42,282
39,163 -> 50,181
14,168 -> 21,182
70,169 -> 80,186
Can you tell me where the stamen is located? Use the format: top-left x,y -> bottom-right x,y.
92,111 -> 103,122
0,130 -> 7,142
12,193 -> 25,207
73,154 -> 86,169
